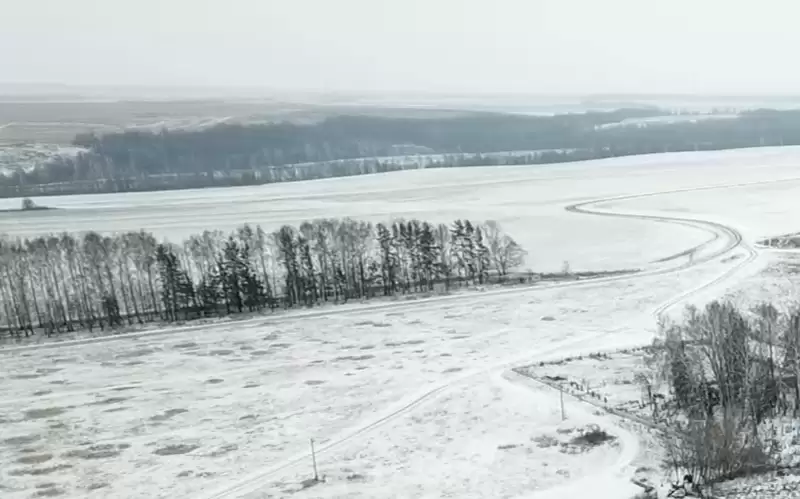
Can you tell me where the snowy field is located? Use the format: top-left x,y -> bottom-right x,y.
4,147 -> 800,498
6,146 -> 800,271
595,113 -> 739,130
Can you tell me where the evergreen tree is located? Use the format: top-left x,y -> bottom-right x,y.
404,220 -> 421,291
376,223 -> 397,295
275,226 -> 300,307
156,244 -> 181,321
418,222 -> 439,290
463,220 -> 477,283
196,274 -> 221,316
473,225 -> 491,284
392,222 -> 410,293
223,237 -> 245,313
298,236 -> 317,306
434,223 -> 453,290
450,220 -> 468,285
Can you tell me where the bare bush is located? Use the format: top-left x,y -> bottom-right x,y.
651,300 -> 787,485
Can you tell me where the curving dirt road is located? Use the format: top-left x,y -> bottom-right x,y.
197,180 -> 764,499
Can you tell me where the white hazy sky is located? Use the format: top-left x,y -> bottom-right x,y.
1,0 -> 798,94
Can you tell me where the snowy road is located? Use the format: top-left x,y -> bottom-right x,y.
197,176 -> 765,499
3,148 -> 800,499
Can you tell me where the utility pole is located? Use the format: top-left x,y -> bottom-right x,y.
560,388 -> 566,421
310,438 -> 319,481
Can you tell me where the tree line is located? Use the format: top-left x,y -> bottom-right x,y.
7,108 -> 800,197
649,301 -> 800,484
8,107 -> 800,198
0,218 -> 526,339
0,149 -> 614,198
0,109 -> 662,189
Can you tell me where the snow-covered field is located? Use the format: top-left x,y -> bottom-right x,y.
595,113 -> 739,130
4,147 -> 800,498
6,146 -> 800,271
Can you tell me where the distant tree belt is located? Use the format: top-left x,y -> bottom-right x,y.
3,108 -> 800,197
0,218 -> 526,339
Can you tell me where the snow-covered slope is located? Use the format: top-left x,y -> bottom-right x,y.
3,146 -> 800,498
0,143 -> 85,176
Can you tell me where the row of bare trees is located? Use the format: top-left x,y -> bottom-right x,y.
0,218 -> 526,339
649,301 -> 800,484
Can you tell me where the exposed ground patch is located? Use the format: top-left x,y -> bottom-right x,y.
209,349 -> 234,356
52,358 -> 78,364
150,408 -> 188,422
90,397 -> 128,406
64,443 -> 130,460
172,341 -> 198,349
206,443 -> 238,457
103,407 -> 128,413
24,407 -> 67,420
111,385 -> 138,392
154,443 -> 199,456
36,368 -> 62,374
354,320 -> 390,328
334,354 -> 375,362
16,453 -> 53,465
4,434 -> 41,446
115,348 -> 156,359
8,463 -> 73,476
567,425 -> 617,451
386,339 -> 425,347
34,487 -> 64,497
533,435 -> 559,448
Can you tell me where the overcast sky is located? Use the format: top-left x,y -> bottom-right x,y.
2,0 -> 798,95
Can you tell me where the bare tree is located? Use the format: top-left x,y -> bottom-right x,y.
482,220 -> 526,276
653,301 -> 782,485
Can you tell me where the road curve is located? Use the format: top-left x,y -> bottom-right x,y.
510,197 -> 760,499
197,180 -> 763,499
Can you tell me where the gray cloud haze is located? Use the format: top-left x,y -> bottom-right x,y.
2,0 -> 798,94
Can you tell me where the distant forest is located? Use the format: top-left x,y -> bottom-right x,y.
0,217 -> 527,338
4,108 -> 800,197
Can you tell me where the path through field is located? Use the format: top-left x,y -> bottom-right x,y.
3,147 -> 800,498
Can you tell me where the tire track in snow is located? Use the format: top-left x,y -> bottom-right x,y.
505,194 -> 762,498
500,370 -> 645,499
566,187 -> 760,319
197,180 -> 767,499
198,333 -> 618,499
